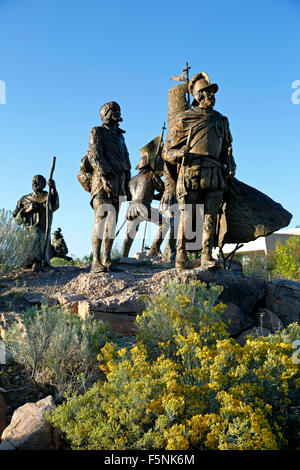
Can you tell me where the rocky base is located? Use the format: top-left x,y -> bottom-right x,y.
1,263 -> 300,341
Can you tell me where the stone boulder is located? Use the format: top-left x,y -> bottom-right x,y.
256,308 -> 284,333
0,395 -> 60,450
78,301 -> 137,336
265,279 -> 300,327
93,294 -> 145,314
236,326 -> 271,346
56,293 -> 88,314
23,293 -> 58,307
180,269 -> 268,335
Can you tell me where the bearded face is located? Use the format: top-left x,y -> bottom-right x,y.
192,83 -> 216,109
100,102 -> 123,125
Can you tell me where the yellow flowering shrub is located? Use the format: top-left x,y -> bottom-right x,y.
47,281 -> 300,450
268,236 -> 300,281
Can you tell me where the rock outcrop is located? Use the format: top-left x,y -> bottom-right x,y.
0,395 -> 60,450
266,279 -> 300,326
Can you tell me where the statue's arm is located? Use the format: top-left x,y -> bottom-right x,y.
123,144 -> 131,198
163,130 -> 188,165
48,181 -> 59,212
152,173 -> 165,200
163,147 -> 186,165
13,197 -> 37,219
88,127 -> 112,176
13,200 -> 25,219
222,117 -> 236,178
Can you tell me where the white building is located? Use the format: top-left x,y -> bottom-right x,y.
220,228 -> 300,261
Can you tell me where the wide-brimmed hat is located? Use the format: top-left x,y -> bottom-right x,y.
136,136 -> 162,171
136,153 -> 150,170
189,72 -> 218,106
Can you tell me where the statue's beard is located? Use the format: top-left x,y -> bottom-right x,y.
199,99 -> 215,109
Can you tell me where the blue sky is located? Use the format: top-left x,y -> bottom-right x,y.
0,0 -> 299,257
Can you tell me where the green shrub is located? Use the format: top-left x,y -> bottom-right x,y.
268,236 -> 300,281
50,253 -> 93,266
47,281 -> 300,450
241,253 -> 272,279
136,280 -> 227,359
5,305 -> 110,398
50,247 -> 121,267
0,209 -> 39,276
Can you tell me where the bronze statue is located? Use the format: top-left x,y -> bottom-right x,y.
164,72 -> 236,269
13,174 -> 59,271
159,161 -> 177,263
78,101 -> 131,272
121,152 -> 168,258
51,227 -> 72,261
164,68 -> 292,269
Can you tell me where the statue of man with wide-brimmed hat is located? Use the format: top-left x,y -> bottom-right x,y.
121,139 -> 168,258
163,72 -> 236,269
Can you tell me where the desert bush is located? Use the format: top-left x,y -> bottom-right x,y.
0,209 -> 39,276
47,281 -> 300,450
241,253 -> 272,279
50,247 -> 121,267
50,252 -> 94,266
5,305 -> 110,398
267,236 -> 300,281
136,280 -> 227,359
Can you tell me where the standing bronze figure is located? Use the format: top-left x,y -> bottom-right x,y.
13,174 -> 59,271
121,152 -> 168,258
164,72 -> 236,269
79,101 -> 131,272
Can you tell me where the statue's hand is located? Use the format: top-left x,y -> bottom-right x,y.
160,191 -> 172,207
48,178 -> 56,189
225,165 -> 236,179
227,160 -> 236,178
181,145 -> 189,158
225,146 -> 236,178
100,175 -> 112,194
160,191 -> 174,217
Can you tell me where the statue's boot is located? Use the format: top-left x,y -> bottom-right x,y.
148,215 -> 170,257
148,245 -> 162,257
91,234 -> 108,273
121,235 -> 134,258
162,245 -> 176,264
200,214 -> 218,269
148,226 -> 164,256
175,210 -> 187,270
163,219 -> 176,263
91,261 -> 108,273
175,250 -> 187,270
102,237 -> 123,272
200,253 -> 218,269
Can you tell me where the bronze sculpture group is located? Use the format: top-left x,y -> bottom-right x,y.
13,67 -> 292,272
